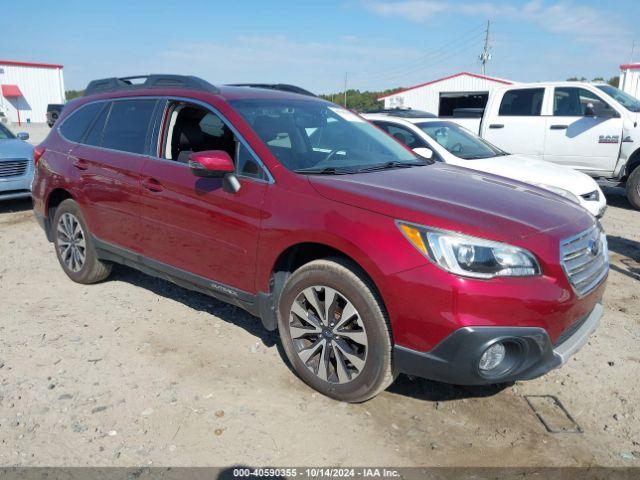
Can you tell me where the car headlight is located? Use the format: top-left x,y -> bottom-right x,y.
397,222 -> 541,278
534,183 -> 580,204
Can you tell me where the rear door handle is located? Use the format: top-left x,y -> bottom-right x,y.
550,125 -> 568,130
142,177 -> 163,192
488,124 -> 504,129
73,158 -> 89,170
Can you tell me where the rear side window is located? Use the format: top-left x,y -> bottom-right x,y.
83,103 -> 110,146
498,88 -> 544,116
60,102 -> 104,142
102,100 -> 156,154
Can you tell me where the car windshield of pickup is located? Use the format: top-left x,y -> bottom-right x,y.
230,99 -> 425,174
0,124 -> 16,140
417,121 -> 505,160
597,85 -> 640,112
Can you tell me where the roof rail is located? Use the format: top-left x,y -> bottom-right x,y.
83,74 -> 219,97
228,83 -> 316,97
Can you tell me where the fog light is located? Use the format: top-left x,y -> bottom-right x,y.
479,342 -> 506,371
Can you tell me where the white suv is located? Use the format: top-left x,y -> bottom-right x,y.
364,114 -> 607,217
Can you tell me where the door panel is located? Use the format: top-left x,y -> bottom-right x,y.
138,159 -> 267,293
482,88 -> 547,158
70,144 -> 146,252
543,87 -> 622,172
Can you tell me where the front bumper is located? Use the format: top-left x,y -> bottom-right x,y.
394,302 -> 602,385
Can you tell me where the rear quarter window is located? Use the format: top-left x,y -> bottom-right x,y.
60,102 -> 104,142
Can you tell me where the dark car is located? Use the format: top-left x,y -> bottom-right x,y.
46,104 -> 64,128
31,74 -> 607,402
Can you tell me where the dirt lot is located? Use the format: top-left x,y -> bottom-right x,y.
0,189 -> 638,467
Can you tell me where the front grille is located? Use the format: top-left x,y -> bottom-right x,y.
560,226 -> 609,296
0,159 -> 28,178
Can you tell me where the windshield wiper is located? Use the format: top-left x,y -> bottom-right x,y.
354,161 -> 426,173
293,166 -> 354,175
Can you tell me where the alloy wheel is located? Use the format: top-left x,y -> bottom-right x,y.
57,212 -> 86,273
289,285 -> 368,384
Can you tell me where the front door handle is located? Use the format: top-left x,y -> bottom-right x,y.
550,125 -> 568,130
73,158 -> 89,170
488,124 -> 504,129
142,178 -> 163,192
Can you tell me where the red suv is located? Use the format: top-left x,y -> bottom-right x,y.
32,75 -> 608,402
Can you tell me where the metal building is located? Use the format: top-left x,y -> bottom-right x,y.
0,59 -> 65,125
619,63 -> 640,99
378,72 -> 514,116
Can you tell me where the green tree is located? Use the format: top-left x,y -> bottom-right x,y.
319,87 -> 403,112
65,90 -> 84,101
607,76 -> 620,87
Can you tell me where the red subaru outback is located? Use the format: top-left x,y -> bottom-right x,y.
32,75 -> 608,402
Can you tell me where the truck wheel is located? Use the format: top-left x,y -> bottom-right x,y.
627,166 -> 640,210
277,258 -> 395,402
52,199 -> 112,284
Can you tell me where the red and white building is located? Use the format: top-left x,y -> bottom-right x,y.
378,71 -> 515,116
620,63 -> 640,99
0,59 -> 65,124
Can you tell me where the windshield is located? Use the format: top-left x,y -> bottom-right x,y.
416,121 -> 504,159
596,85 -> 640,112
0,124 -> 16,140
229,99 -> 423,174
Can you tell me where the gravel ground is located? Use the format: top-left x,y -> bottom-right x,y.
0,188 -> 638,467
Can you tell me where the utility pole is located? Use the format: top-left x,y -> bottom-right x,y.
479,20 -> 491,75
631,40 -> 636,64
343,72 -> 348,108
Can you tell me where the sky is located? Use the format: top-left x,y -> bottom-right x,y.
2,0 -> 639,94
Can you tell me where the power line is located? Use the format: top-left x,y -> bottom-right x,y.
352,23 -> 486,81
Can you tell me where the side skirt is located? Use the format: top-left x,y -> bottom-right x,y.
93,236 -> 276,329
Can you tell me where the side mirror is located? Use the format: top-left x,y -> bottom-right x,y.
188,150 -> 235,178
585,102 -> 616,118
413,147 -> 433,159
17,132 -> 30,141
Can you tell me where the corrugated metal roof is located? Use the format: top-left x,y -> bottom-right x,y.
0,59 -> 63,69
378,72 -> 514,100
1,84 -> 23,97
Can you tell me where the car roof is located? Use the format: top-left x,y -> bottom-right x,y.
363,113 -> 447,124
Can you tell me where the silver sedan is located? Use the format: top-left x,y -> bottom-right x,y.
0,123 -> 34,201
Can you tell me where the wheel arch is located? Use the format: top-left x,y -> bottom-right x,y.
625,148 -> 640,178
257,242 -> 388,332
43,188 -> 75,241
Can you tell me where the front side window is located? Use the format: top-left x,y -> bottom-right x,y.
60,102 -> 104,143
230,99 -> 423,174
0,123 -> 15,140
160,102 -> 267,180
417,121 -> 504,159
553,87 -> 611,116
498,88 -> 544,116
596,85 -> 640,112
102,100 -> 156,154
375,122 -> 423,149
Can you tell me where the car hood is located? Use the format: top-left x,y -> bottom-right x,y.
461,154 -> 598,195
308,163 -> 594,242
0,139 -> 34,160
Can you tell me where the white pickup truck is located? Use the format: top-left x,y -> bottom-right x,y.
449,82 -> 640,209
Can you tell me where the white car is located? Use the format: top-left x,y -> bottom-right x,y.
363,114 -> 607,217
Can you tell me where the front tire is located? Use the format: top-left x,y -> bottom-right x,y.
627,166 -> 640,210
52,199 -> 112,284
277,258 -> 395,402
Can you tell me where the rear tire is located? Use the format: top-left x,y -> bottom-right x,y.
52,199 -> 112,284
627,166 -> 640,210
277,258 -> 395,402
